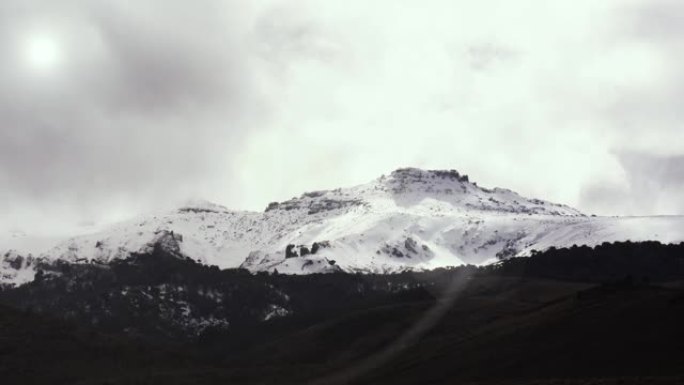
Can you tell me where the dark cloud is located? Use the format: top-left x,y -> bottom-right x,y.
575,1 -> 684,216
580,152 -> 684,216
0,0 -> 269,227
629,0 -> 684,39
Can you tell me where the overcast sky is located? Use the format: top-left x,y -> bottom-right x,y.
1,0 -> 683,234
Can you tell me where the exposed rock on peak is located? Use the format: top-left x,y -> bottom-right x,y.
388,167 -> 470,183
142,230 -> 184,257
178,200 -> 230,214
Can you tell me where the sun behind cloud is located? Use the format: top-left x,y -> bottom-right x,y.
23,31 -> 63,74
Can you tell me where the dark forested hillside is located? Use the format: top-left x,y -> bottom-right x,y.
1,241 -> 684,384
491,241 -> 684,282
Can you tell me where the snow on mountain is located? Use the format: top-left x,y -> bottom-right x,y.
2,167 -> 684,285
1,250 -> 38,287
0,231 -> 69,287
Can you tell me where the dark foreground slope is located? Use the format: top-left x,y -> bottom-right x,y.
1,242 -> 684,384
0,302 -> 216,385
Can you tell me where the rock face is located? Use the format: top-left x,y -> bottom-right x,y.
143,230 -> 184,256
2,167 -> 684,284
1,251 -> 39,288
285,245 -> 298,259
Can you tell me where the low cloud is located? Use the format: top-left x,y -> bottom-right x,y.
580,152 -> 684,216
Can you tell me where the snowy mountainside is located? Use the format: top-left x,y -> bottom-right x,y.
2,168 -> 684,285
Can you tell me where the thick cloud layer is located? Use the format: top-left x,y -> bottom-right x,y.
0,0 -> 682,233
0,1 -> 270,231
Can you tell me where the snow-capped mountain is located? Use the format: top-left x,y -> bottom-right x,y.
3,167 -> 684,286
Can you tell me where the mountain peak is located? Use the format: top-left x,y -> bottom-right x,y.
3,166 -> 684,285
383,168 -> 472,191
177,199 -> 229,214
263,166 -> 581,218
388,167 -> 470,183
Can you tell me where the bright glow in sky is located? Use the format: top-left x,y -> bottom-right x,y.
23,32 -> 63,73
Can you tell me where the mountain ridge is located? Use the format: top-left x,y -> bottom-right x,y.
2,167 -> 684,286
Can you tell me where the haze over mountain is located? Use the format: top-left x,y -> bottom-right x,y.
3,167 -> 683,286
